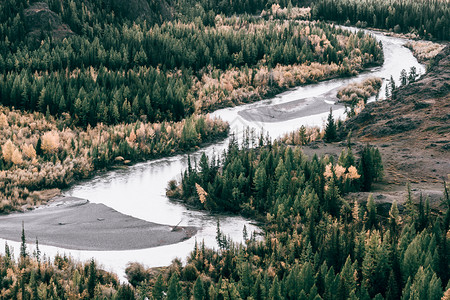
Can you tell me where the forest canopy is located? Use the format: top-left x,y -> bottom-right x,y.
0,0 -> 383,127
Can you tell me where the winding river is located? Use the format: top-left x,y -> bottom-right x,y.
0,28 -> 425,281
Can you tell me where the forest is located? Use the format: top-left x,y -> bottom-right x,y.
169,131 -> 383,215
0,0 -> 383,126
0,0 -> 384,212
3,135 -> 448,299
161,137 -> 448,300
0,235 -> 132,299
312,0 -> 450,40
0,106 -> 228,212
0,0 -> 385,214
0,0 -> 448,299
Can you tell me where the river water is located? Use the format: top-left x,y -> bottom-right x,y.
0,28 -> 425,281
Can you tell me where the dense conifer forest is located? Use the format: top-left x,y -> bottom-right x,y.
0,0 -> 448,299
161,138 -> 449,300
2,136 -> 448,299
170,134 -> 383,214
312,0 -> 450,40
0,0 -> 382,126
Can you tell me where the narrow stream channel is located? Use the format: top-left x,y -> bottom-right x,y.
0,28 -> 425,281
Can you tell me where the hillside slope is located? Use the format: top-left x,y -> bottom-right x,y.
342,45 -> 449,194
24,2 -> 74,42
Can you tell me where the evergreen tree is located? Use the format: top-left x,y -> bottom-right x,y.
87,259 -> 97,298
404,182 -> 417,225
366,194 -> 377,229
30,270 -> 39,300
20,221 -> 27,260
409,66 -> 418,82
269,276 -> 282,300
400,69 -> 408,86
152,274 -> 165,300
389,200 -> 400,240
390,75 -> 396,95
359,145 -> 374,192
324,108 -> 337,142
193,276 -> 205,300
166,274 -> 181,300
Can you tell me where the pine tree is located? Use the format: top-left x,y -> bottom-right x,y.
359,145 -> 374,191
238,263 -> 253,298
400,69 -> 408,86
116,284 -> 136,300
152,274 -> 165,300
404,182 -> 417,226
366,194 -> 377,229
166,274 -> 181,300
389,75 -> 396,95
372,148 -> 384,181
207,284 -> 216,300
324,108 -> 337,142
385,83 -> 390,99
193,276 -> 205,300
4,242 -> 11,267
36,137 -> 42,156
252,273 -> 264,300
269,276 -> 283,300
20,221 -> 27,260
409,66 -> 417,82
87,259 -> 97,298
388,200 -> 400,240
30,270 -> 39,300
242,224 -> 248,242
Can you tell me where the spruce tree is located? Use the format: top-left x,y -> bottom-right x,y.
324,108 -> 337,142
404,182 -> 417,225
193,276 -> 205,300
358,145 -> 374,191
166,274 -> 181,300
152,274 -> 165,300
409,66 -> 418,82
388,200 -> 400,240
400,69 -> 408,86
269,276 -> 283,300
87,259 -> 97,298
30,270 -> 39,300
20,221 -> 27,260
366,194 -> 377,229
252,273 -> 264,300
389,75 -> 396,95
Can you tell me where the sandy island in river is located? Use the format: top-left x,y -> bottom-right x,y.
0,197 -> 197,251
238,86 -> 344,123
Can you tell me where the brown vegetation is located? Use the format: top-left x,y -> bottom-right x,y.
405,40 -> 446,63
261,4 -> 311,20
0,107 -> 228,213
280,125 -> 322,145
337,77 -> 382,105
192,20 -> 382,112
337,77 -> 382,116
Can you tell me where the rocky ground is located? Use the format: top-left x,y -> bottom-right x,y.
24,2 -> 75,42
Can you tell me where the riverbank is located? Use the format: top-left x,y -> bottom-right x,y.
0,196 -> 196,251
0,112 -> 229,214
